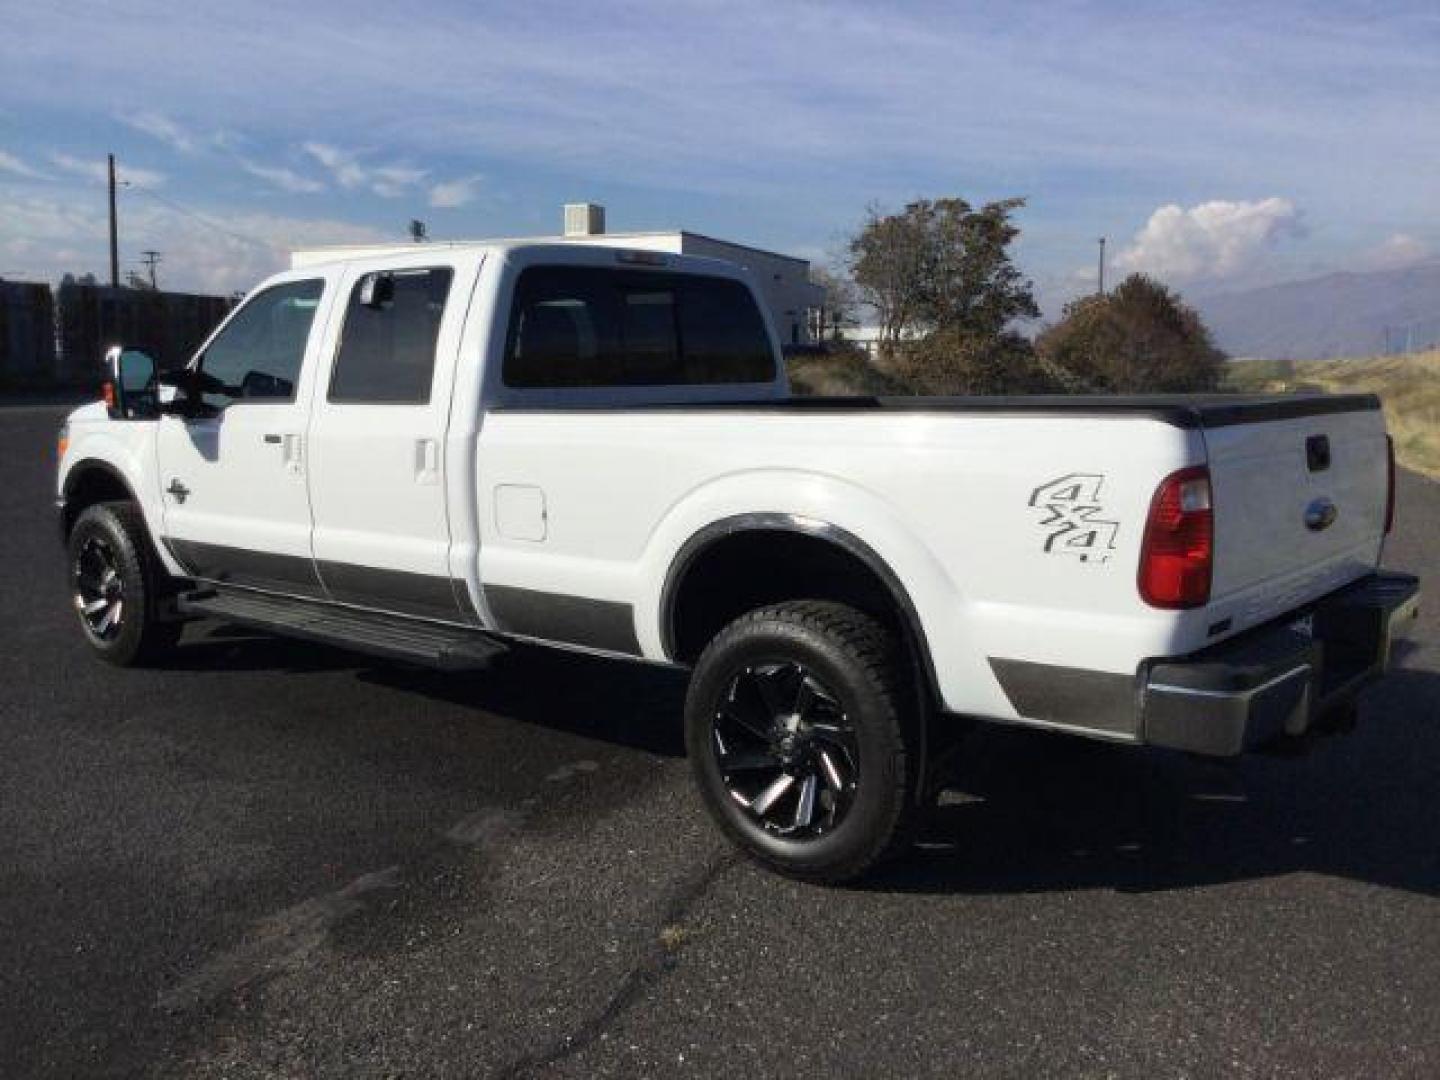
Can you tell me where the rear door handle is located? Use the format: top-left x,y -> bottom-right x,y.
263,433 -> 282,444
415,438 -> 439,484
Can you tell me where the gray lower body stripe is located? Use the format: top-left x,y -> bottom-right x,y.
988,657 -> 1138,737
164,538 -> 326,598
164,539 -> 463,620
485,584 -> 641,656
316,560 -> 461,621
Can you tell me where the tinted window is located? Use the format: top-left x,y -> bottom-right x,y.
504,267 -> 774,388
199,279 -> 323,407
329,267 -> 453,403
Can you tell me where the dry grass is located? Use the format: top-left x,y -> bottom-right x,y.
785,350 -> 912,397
1225,350 -> 1440,480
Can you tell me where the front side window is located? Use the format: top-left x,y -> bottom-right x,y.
199,279 -> 323,408
503,267 -> 775,389
329,267 -> 454,403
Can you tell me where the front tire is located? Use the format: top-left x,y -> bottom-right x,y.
684,601 -> 921,883
67,502 -> 181,667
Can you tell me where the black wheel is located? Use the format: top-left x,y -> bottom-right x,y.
684,601 -> 921,883
67,502 -> 181,667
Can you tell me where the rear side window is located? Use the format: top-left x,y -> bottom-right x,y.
329,267 -> 453,403
504,266 -> 774,388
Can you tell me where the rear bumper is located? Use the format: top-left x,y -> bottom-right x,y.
1140,572 -> 1420,755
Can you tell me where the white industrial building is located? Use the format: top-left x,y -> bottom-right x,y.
293,204 -> 826,346
554,205 -> 825,347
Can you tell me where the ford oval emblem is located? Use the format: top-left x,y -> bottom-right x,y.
1305,497 -> 1338,532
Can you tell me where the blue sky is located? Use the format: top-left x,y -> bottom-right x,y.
1,0 -> 1437,315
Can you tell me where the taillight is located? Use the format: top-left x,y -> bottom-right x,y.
101,379 -> 117,414
1139,466 -> 1213,609
1385,435 -> 1396,535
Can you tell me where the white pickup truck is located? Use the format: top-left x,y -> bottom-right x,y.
56,240 -> 1419,881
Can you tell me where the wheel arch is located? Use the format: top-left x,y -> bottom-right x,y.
60,458 -> 140,538
659,513 -> 942,709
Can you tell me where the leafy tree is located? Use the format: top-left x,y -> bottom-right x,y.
848,197 -> 1040,355
1037,274 -> 1226,393
888,328 -> 1059,396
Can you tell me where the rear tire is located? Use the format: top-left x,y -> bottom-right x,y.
67,502 -> 181,667
684,600 -> 921,883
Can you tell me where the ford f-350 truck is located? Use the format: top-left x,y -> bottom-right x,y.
56,240 -> 1419,881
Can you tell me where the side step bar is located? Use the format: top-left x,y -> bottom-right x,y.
178,588 -> 508,671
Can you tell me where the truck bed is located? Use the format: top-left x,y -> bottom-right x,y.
492,392 -> 1382,429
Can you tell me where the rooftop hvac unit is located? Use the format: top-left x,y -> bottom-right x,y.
564,203 -> 606,237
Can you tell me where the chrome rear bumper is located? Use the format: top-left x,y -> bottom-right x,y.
1140,572 -> 1420,756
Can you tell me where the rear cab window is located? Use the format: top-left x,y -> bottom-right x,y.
502,266 -> 776,390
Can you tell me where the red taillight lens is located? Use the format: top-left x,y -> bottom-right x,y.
1385,435 -> 1396,535
1139,466 -> 1213,609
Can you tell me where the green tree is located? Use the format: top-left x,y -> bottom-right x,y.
1037,274 -> 1226,393
848,197 -> 1040,355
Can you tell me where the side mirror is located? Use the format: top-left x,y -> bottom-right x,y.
103,345 -> 160,420
358,271 -> 394,308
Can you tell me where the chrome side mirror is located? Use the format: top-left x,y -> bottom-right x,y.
358,271 -> 394,308
103,345 -> 160,420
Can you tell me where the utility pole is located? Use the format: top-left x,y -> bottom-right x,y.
108,154 -> 120,289
141,250 -> 162,290
1097,237 -> 1106,296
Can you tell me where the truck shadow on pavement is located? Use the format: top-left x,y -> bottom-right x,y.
873,659 -> 1440,899
174,623 -> 1438,899
171,624 -> 689,757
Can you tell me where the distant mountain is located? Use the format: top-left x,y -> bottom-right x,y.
1194,261 -> 1440,359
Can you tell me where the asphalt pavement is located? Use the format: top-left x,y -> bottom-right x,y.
2,403 -> 1437,1078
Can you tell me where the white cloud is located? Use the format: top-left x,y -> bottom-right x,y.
303,142 -> 366,189
120,111 -> 197,154
303,142 -> 423,198
0,149 -> 46,179
0,188 -> 392,294
50,152 -> 165,189
240,159 -> 325,194
1361,232 -> 1432,272
429,174 -> 483,209
371,164 -> 428,198
1112,198 -> 1303,282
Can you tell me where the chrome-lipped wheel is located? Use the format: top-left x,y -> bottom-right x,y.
74,536 -> 125,640
712,662 -> 858,839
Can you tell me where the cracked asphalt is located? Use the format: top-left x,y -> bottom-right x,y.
3,403 -> 1438,1078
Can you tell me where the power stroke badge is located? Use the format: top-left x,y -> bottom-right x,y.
1028,474 -> 1119,564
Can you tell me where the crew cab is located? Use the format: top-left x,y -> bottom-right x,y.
56,240 -> 1419,881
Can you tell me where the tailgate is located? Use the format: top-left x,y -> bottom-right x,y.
1203,397 -> 1388,626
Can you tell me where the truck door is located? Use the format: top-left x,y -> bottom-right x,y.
304,258 -> 473,620
154,274 -> 336,595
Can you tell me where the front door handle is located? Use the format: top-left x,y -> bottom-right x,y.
282,433 -> 304,476
166,479 -> 190,504
263,433 -> 282,444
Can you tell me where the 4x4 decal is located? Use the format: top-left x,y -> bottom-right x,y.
1028,474 -> 1119,564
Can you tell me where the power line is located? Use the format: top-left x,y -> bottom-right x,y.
125,186 -> 274,250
